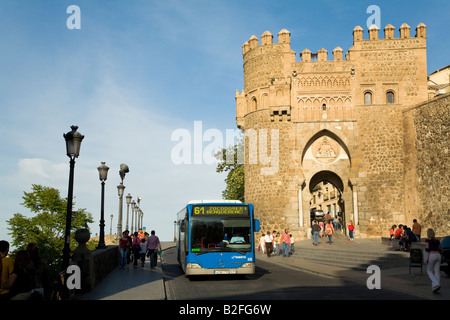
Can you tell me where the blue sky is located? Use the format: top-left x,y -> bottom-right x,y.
0,0 -> 448,243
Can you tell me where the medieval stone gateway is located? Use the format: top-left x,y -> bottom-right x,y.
235,23 -> 449,238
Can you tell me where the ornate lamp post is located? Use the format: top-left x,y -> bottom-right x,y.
126,193 -> 132,231
110,214 -> 113,235
116,164 -> 129,240
62,125 -> 84,272
135,197 -> 141,232
97,162 -> 109,249
131,200 -> 136,233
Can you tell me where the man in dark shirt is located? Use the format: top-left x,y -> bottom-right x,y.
400,226 -> 417,251
312,221 -> 321,246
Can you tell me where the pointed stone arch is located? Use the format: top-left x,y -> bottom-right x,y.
300,129 -> 352,166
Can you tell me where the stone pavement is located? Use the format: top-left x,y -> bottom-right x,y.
258,235 -> 450,300
75,242 -> 174,300
76,237 -> 449,300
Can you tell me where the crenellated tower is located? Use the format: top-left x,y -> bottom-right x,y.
236,23 -> 432,238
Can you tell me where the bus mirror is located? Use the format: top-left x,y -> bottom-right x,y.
254,219 -> 260,232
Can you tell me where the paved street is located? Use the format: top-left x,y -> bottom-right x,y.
162,246 -> 421,300
76,237 -> 449,302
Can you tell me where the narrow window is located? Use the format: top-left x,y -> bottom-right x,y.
251,97 -> 257,111
386,91 -> 394,104
364,92 -> 372,105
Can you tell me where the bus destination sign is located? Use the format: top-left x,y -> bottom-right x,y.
193,205 -> 249,216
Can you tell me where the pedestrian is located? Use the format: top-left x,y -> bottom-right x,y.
389,225 -> 397,240
275,233 -> 282,255
259,233 -> 266,254
412,219 -> 422,242
26,243 -> 48,297
0,241 -> 14,299
1,250 -> 35,300
332,217 -> 338,231
280,229 -> 290,257
139,238 -> 147,267
325,220 -> 335,244
132,232 -> 141,268
146,230 -> 161,269
325,212 -> 331,223
264,232 -> 273,257
271,231 -> 278,255
399,225 -> 417,251
119,231 -> 129,269
348,220 -> 355,241
312,220 -> 321,246
424,228 -> 442,293
125,230 -> 132,264
394,224 -> 403,239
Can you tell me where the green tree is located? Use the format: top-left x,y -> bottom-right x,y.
7,184 -> 94,276
215,138 -> 245,202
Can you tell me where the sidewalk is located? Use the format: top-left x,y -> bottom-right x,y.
257,235 -> 450,300
75,242 -> 174,300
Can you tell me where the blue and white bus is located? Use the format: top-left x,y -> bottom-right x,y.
176,200 -> 260,276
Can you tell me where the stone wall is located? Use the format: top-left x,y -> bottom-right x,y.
356,103 -> 406,236
403,93 -> 449,236
92,246 -> 119,286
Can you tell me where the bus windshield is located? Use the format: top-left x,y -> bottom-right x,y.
190,216 -> 251,254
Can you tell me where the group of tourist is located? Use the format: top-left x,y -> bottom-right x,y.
118,229 -> 161,270
311,218 -> 355,246
390,219 -> 443,293
0,241 -> 49,300
389,219 -> 422,251
258,229 -> 296,258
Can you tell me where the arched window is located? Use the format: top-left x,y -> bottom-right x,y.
386,91 -> 395,104
322,104 -> 327,111
251,97 -> 257,111
364,91 -> 372,105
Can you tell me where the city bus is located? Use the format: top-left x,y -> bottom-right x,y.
176,200 -> 260,276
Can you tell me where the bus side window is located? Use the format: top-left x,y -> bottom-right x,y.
180,219 -> 185,232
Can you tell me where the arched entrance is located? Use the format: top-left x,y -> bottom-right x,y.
298,129 -> 354,237
308,171 -> 346,233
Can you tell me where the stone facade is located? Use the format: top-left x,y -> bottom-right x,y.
236,23 -> 449,238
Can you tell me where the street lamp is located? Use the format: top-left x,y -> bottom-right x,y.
116,163 -> 129,240
131,200 -> 136,233
110,214 -> 113,235
136,196 -> 141,232
62,125 -> 84,272
126,193 -> 132,231
97,162 -> 109,249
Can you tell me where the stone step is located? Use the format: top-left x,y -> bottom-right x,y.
295,254 -> 409,270
288,238 -> 410,269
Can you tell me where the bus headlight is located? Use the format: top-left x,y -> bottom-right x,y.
241,263 -> 254,268
187,263 -> 203,269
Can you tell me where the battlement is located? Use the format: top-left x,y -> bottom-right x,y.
242,23 -> 426,62
242,29 -> 291,55
353,23 -> 426,43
